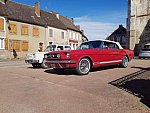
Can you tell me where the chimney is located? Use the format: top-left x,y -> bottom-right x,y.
35,2 -> 40,17
56,14 -> 59,19
119,25 -> 123,28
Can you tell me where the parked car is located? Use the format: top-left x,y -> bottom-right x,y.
44,40 -> 134,75
139,48 -> 150,59
25,44 -> 72,68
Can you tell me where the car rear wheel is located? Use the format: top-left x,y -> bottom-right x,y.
120,56 -> 128,68
75,58 -> 91,75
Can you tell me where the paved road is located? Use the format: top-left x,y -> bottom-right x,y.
0,60 -> 28,68
0,59 -> 150,113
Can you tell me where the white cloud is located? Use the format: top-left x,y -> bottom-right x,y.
74,16 -> 126,40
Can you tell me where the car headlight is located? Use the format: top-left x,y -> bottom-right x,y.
57,54 -> 61,58
66,53 -> 70,58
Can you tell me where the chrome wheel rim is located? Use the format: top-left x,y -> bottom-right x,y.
79,59 -> 90,74
122,56 -> 128,67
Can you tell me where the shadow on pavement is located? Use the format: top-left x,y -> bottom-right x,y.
44,69 -> 77,76
109,67 -> 150,108
44,65 -> 119,76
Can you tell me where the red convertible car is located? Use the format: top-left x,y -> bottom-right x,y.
44,40 -> 134,75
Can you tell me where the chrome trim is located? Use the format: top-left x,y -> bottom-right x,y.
45,60 -> 76,64
93,60 -> 122,65
25,59 -> 39,63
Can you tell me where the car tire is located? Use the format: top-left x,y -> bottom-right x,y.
75,58 -> 91,75
41,60 -> 48,69
120,56 -> 128,68
32,63 -> 40,68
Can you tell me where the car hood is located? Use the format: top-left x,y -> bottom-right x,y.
46,49 -> 100,54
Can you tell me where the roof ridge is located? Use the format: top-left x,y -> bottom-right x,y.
10,0 -> 34,9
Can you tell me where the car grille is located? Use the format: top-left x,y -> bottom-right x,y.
46,54 -> 59,58
51,54 -> 58,58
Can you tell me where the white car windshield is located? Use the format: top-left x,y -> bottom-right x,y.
44,45 -> 56,52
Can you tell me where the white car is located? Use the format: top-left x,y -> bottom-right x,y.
25,44 -> 72,68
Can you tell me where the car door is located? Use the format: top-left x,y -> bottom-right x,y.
100,41 -> 122,65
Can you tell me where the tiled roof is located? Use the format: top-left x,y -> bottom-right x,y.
106,25 -> 126,39
59,15 -> 80,32
0,1 -> 67,30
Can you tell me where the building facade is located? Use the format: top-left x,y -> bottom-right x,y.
127,0 -> 150,55
0,1 -> 87,59
106,25 -> 128,48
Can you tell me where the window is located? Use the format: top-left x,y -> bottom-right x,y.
22,41 -> 28,51
79,41 -> 102,50
0,18 -> 4,31
21,25 -> 28,35
103,42 -> 119,50
49,29 -> 53,37
69,31 -> 71,38
61,32 -> 64,39
33,27 -> 39,37
9,23 -> 17,34
0,38 -> 4,49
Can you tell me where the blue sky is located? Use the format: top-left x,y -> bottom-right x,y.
13,0 -> 128,40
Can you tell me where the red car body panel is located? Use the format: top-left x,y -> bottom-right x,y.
44,48 -> 134,69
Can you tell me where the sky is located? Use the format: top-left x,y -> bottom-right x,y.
13,0 -> 128,40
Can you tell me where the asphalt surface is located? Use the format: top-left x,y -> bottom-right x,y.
0,59 -> 150,113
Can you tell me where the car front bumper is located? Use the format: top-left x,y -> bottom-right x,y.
45,60 -> 76,68
139,53 -> 150,58
25,59 -> 39,64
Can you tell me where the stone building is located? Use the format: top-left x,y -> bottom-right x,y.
0,0 -> 87,59
127,0 -> 150,55
106,25 -> 128,48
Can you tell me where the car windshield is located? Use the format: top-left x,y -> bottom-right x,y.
79,41 -> 102,50
65,46 -> 71,50
44,45 -> 56,52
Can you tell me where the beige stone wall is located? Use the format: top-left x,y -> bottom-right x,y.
0,20 -> 84,59
4,20 -> 46,59
46,27 -> 68,46
128,0 -> 150,55
67,29 -> 82,49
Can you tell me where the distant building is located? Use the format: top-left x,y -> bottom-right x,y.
0,0 -> 87,59
106,25 -> 128,48
127,0 -> 150,55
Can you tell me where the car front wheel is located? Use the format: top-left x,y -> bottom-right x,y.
120,56 -> 128,68
75,58 -> 91,75
41,60 -> 48,69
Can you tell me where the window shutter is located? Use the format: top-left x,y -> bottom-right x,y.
33,27 -> 39,37
21,25 -> 28,35
0,18 -> 4,31
4,38 -> 8,50
12,40 -> 20,51
9,23 -> 17,34
22,41 -> 28,51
